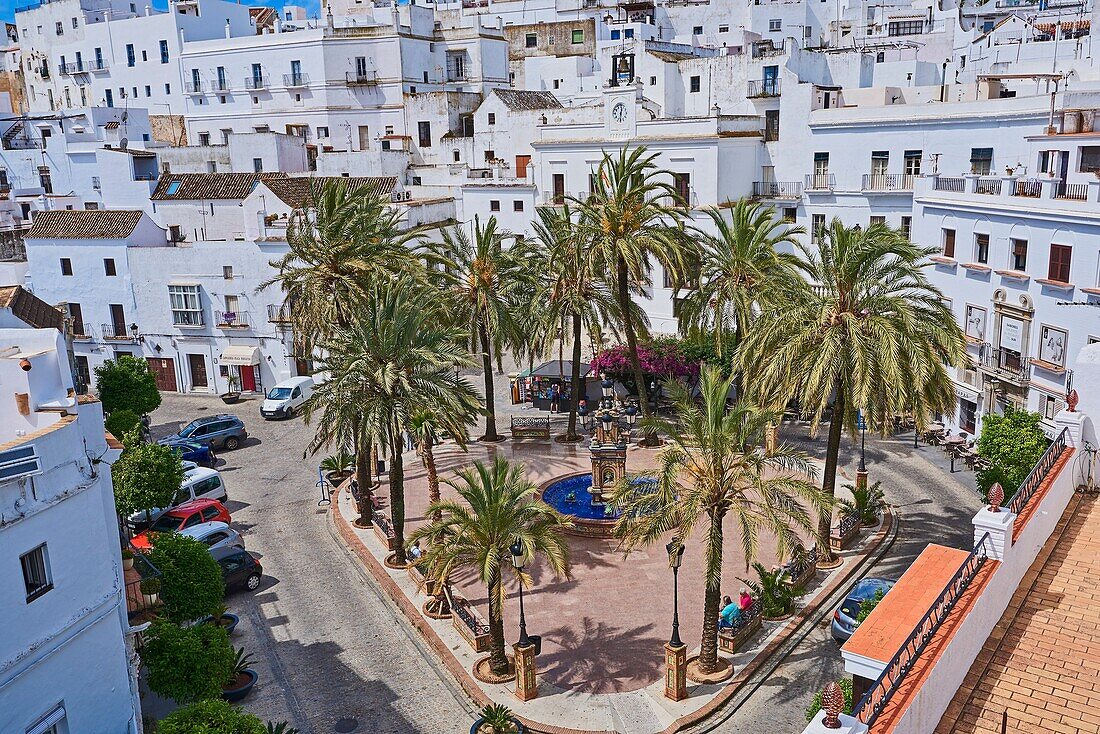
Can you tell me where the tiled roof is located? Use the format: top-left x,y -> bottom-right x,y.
151,172 -> 288,201
26,209 -> 144,240
492,89 -> 563,111
263,177 -> 399,208
0,285 -> 63,331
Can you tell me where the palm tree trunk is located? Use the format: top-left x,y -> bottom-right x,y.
698,509 -> 724,673
423,438 -> 441,523
354,424 -> 373,526
819,379 -> 845,563
487,570 -> 509,675
566,312 -> 583,441
479,325 -> 501,442
390,443 -> 407,565
617,256 -> 652,443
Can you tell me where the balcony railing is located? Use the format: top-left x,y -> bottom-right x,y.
70,321 -> 91,339
284,73 -> 309,87
211,79 -> 230,92
267,304 -> 293,323
215,310 -> 250,328
185,80 -> 204,94
980,344 -> 1030,384
746,79 -> 781,97
59,62 -> 85,74
974,177 -> 1002,195
933,176 -> 966,193
862,173 -> 914,192
125,548 -> 162,623
88,60 -> 109,72
1013,178 -> 1043,197
804,173 -> 835,191
244,76 -> 269,90
753,181 -> 801,199
346,71 -> 378,85
1054,182 -> 1088,201
101,323 -> 133,341
2,137 -> 41,150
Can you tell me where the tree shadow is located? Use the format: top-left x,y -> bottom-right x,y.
537,617 -> 661,693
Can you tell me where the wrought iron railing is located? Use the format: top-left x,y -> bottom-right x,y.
124,548 -> 162,622
244,76 -> 269,90
267,304 -> 293,323
975,177 -> 1002,195
215,310 -> 250,328
804,173 -> 835,190
934,176 -> 966,192
835,511 -> 859,539
284,73 -> 309,87
746,79 -> 781,97
753,181 -> 801,198
185,80 -> 204,94
1007,427 -> 1067,515
1013,179 -> 1043,198
452,596 -> 491,636
101,323 -> 132,340
862,173 -> 914,191
980,345 -> 1030,384
852,533 -> 992,726
211,79 -> 230,92
346,71 -> 378,85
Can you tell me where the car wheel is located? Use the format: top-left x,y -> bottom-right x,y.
246,573 -> 261,591
224,436 -> 241,451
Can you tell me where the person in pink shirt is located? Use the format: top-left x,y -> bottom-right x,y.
738,587 -> 753,610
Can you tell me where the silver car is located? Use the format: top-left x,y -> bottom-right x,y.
178,521 -> 244,553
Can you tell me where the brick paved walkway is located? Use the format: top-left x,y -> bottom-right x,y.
936,493 -> 1100,734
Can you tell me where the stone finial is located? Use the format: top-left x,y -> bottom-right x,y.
821,681 -> 844,729
988,482 -> 1005,513
1067,389 -> 1079,412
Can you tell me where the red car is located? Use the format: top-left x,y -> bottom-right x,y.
132,499 -> 231,550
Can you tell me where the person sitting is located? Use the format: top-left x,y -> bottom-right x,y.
408,541 -> 423,560
719,595 -> 742,628
739,587 -> 754,611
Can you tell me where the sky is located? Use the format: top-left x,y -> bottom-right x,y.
0,0 -> 323,25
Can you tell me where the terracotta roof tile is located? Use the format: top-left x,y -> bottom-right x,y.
0,285 -> 63,330
151,172 -> 287,201
26,210 -> 144,240
263,176 -> 398,208
492,89 -> 563,111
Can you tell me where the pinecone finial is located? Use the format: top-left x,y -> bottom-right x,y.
822,681 -> 844,729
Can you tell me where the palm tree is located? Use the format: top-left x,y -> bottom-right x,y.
409,408 -> 470,523
441,216 -> 526,442
313,278 -> 482,564
677,199 -> 803,362
573,147 -> 693,439
530,205 -> 626,441
737,220 -> 965,563
611,366 -> 828,675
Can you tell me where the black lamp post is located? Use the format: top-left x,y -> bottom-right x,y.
625,404 -> 637,431
857,409 -> 867,473
665,536 -> 685,648
510,540 -> 532,648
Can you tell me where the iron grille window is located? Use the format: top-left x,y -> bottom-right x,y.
888,20 -> 923,36
21,543 -> 52,602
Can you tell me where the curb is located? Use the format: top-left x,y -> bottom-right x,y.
332,493 -> 897,734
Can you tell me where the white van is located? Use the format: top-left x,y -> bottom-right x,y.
261,376 -> 314,419
128,466 -> 228,526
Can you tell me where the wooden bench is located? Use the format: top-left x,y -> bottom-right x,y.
718,601 -> 763,654
371,511 -> 398,552
510,415 -> 551,440
450,593 -> 492,652
830,512 -> 860,551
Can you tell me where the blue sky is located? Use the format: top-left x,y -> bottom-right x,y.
0,0 -> 323,25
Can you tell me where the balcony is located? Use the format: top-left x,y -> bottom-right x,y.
346,71 -> 378,85
59,62 -> 85,74
211,79 -> 230,93
1013,178 -> 1043,197
101,323 -> 135,341
979,344 -> 1030,385
933,176 -> 966,193
185,80 -> 205,94
746,79 -> 781,98
88,60 -> 109,73
70,321 -> 91,340
215,310 -> 250,329
284,73 -> 309,87
267,304 -> 293,323
974,177 -> 1002,196
753,181 -> 801,199
804,173 -> 835,191
1054,182 -> 1089,201
125,549 -> 162,624
244,76 -> 269,90
862,173 -> 914,192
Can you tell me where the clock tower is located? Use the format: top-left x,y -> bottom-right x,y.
604,53 -> 639,140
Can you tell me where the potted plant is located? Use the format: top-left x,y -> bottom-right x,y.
140,577 -> 161,605
740,562 -> 797,621
839,481 -> 887,527
121,547 -> 134,571
221,374 -> 242,405
470,704 -> 525,734
202,604 -> 240,635
320,451 -> 356,488
221,646 -> 258,702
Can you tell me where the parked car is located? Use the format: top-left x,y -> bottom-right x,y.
212,546 -> 263,592
160,414 -> 248,451
164,439 -> 216,468
831,577 -> 896,642
127,466 -> 228,527
132,499 -> 232,550
179,521 -> 244,552
261,376 -> 314,419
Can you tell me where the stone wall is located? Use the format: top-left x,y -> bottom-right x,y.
150,115 -> 187,146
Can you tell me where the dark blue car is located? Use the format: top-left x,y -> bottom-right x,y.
831,577 -> 896,642
163,439 -> 216,468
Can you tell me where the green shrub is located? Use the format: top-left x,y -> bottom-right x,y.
975,409 -> 1049,499
805,678 -> 854,722
839,481 -> 886,525
478,704 -> 517,734
320,451 -> 355,473
147,533 -> 224,624
158,699 -> 266,734
141,620 -> 234,704
740,562 -> 797,618
856,589 -> 885,625
112,438 -> 185,521
95,355 -> 162,416
105,409 -> 141,440
140,577 -> 161,596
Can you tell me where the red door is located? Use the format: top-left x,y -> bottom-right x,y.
238,365 -> 256,392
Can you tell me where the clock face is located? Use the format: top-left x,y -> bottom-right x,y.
612,102 -> 628,123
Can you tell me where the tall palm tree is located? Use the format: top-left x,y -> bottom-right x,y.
442,216 -> 526,443
574,147 -> 693,441
530,205 -> 626,441
612,366 -> 827,675
313,278 -> 482,564
410,457 -> 571,676
409,408 -> 470,524
737,220 -> 965,563
677,199 -> 804,362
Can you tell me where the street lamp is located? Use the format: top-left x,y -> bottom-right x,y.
857,409 -> 867,473
665,536 -> 685,648
625,404 -> 637,428
510,539 -> 532,648
601,375 -> 614,400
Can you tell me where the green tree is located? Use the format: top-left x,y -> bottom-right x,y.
612,366 -> 827,674
94,355 -> 162,416
573,147 -> 693,440
112,436 -> 185,523
975,409 -> 1049,499
147,532 -> 225,624
104,409 -> 140,440
410,457 -> 571,676
737,220 -> 965,563
441,216 -> 525,443
141,620 -> 235,704
409,409 -> 470,524
158,700 -> 266,734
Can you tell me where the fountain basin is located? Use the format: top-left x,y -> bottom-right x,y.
539,472 -> 620,538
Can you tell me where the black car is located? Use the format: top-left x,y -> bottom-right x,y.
212,546 -> 263,592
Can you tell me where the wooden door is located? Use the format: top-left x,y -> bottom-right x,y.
187,354 -> 208,388
516,155 -> 531,178
109,303 -> 126,338
146,357 -> 177,392
239,365 -> 256,392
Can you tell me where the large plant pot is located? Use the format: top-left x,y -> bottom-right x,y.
202,612 -> 240,635
470,717 -> 526,734
222,668 -> 257,702
122,555 -> 134,571
326,470 -> 353,488
142,592 -> 158,606
221,392 -> 241,405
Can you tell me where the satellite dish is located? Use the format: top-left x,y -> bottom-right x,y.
119,137 -> 128,150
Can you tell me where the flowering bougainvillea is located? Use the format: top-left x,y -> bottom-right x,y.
592,337 -> 701,382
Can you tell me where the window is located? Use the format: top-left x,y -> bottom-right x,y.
60,258 -> 72,276
1010,239 -> 1027,270
26,703 -> 66,734
970,147 -> 993,175
103,258 -> 116,276
69,303 -> 84,336
764,109 -> 780,141
165,83 -> 171,94
169,284 -> 203,326
453,151 -> 460,162
487,113 -> 496,125
39,168 -> 52,194
904,149 -> 922,176
719,24 -> 729,32
693,25 -> 703,35
317,126 -> 329,138
689,76 -> 701,93
782,207 -> 797,223
672,172 -> 691,203
72,16 -> 78,27
625,28 -> 634,38
611,29 -> 620,40
144,85 -> 151,97
975,233 -> 989,264
21,544 -> 52,602
525,33 -> 537,48
942,228 -> 955,257
811,213 -> 826,243
888,20 -> 923,36
649,76 -> 657,85
55,20 -> 64,35
1043,395 -> 1059,420
223,266 -> 233,280
126,43 -> 135,67
900,216 -> 911,240
160,40 -> 169,63
769,19 -> 781,31
814,152 -> 829,174
513,200 -> 524,212
1048,244 -> 1072,282
489,200 -> 500,212
571,29 -> 584,43
417,121 -> 431,148
1080,146 -> 1100,173
870,215 -> 886,226
198,132 -> 210,146
485,149 -> 495,162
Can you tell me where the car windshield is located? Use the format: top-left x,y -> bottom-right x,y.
150,514 -> 183,533
267,387 -> 293,400
178,421 -> 202,438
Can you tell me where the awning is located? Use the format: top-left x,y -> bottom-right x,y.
220,345 -> 260,366
953,381 -> 981,402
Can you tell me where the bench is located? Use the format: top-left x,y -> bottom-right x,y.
371,511 -> 399,552
718,601 -> 763,654
784,546 -> 818,591
830,512 -> 860,551
510,415 -> 551,440
450,593 -> 492,652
